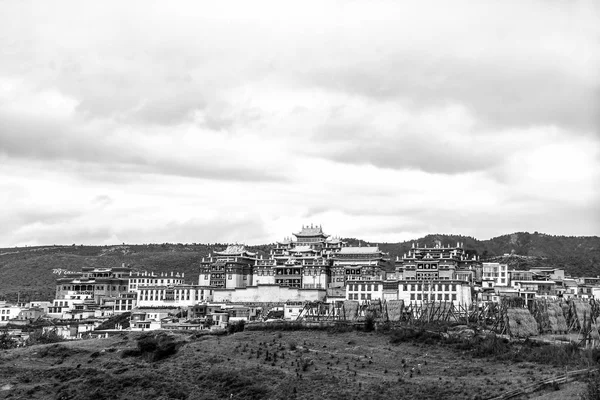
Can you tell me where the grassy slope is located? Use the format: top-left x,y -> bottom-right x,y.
0,329 -> 584,400
0,244 -> 269,302
1,233 -> 598,302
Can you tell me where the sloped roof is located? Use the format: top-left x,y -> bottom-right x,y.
214,245 -> 256,256
294,225 -> 329,237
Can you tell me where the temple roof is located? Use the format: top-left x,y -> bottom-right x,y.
294,224 -> 329,237
214,245 -> 256,256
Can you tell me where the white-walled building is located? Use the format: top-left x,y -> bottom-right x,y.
482,263 -> 508,286
0,303 -> 22,324
128,271 -> 185,291
47,292 -> 95,319
397,280 -> 472,307
213,284 -> 326,303
345,280 -> 384,303
136,285 -> 213,307
284,301 -> 305,320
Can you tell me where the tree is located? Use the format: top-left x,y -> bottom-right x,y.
0,330 -> 17,349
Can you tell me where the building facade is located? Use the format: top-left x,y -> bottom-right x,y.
199,245 -> 256,288
395,241 -> 481,282
331,247 -> 389,288
254,225 -> 345,289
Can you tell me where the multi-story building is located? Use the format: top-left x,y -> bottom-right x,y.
331,247 -> 389,288
345,280 -> 384,303
254,225 -> 345,289
199,245 -> 256,289
482,262 -> 508,287
396,280 -> 472,307
55,265 -> 132,304
0,302 -> 21,324
128,271 -> 185,291
137,284 -> 213,307
395,241 -> 480,282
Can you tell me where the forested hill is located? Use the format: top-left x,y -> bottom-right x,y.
362,232 -> 600,277
0,232 -> 598,303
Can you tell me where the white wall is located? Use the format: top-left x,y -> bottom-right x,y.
213,285 -> 326,303
397,281 -> 472,307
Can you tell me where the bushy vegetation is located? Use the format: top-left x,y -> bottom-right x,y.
0,330 -> 17,349
389,326 -> 600,370
227,319 -> 245,334
121,332 -> 182,362
583,371 -> 600,400
26,329 -> 64,345
95,312 -> 131,331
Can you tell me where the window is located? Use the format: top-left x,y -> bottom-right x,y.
451,284 -> 456,291
437,294 -> 442,300
445,294 -> 449,301
367,284 -> 371,291
410,293 -> 415,300
403,284 -> 408,291
361,284 -> 365,291
373,284 -> 378,291
367,294 -> 371,300
360,294 -> 365,300
417,294 -> 422,300
452,294 -> 457,301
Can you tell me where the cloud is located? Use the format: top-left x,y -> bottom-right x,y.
0,0 -> 598,246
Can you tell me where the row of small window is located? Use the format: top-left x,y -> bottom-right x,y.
416,264 -> 439,269
143,295 -> 193,301
61,286 -> 123,291
116,305 -> 133,310
410,293 -> 457,301
130,279 -> 181,284
402,284 -> 457,292
348,293 -> 372,300
482,273 -> 506,277
347,284 -> 380,292
0,310 -> 11,314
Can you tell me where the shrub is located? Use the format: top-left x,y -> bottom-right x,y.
583,371 -> 600,400
227,320 -> 246,334
133,332 -> 181,362
26,330 -> 64,346
364,315 -> 375,332
0,330 -> 17,349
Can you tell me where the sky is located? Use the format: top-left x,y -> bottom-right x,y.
0,0 -> 599,247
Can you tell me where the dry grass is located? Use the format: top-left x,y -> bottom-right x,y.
0,328 -> 585,400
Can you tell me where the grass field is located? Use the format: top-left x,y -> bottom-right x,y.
0,328 -> 592,400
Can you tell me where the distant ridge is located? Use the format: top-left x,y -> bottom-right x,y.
0,232 -> 598,303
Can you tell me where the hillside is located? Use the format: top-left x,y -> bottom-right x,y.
1,232 -> 598,302
0,329 -> 587,400
368,232 -> 600,277
0,243 -> 270,303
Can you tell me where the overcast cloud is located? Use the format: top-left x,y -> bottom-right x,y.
0,0 -> 598,247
